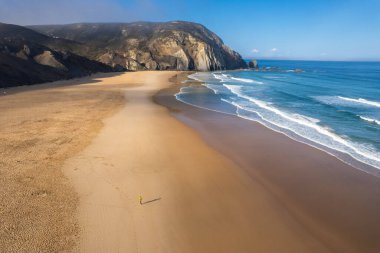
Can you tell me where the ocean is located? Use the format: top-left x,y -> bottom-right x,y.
175,60 -> 380,174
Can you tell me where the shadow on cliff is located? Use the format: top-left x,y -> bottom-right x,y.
0,71 -> 127,96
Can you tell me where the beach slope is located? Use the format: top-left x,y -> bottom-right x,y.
64,71 -> 335,253
2,71 -> 379,253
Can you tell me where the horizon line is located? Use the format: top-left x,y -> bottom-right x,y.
244,57 -> 380,63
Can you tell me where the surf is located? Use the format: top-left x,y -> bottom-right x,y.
222,83 -> 380,168
360,116 -> 380,126
180,62 -> 380,173
338,96 -> 380,108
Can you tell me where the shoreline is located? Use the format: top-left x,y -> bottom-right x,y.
2,71 -> 379,252
155,72 -> 380,253
177,73 -> 380,176
62,71 -> 335,252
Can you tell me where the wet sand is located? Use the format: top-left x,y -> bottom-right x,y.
2,71 -> 380,253
62,71 -> 334,253
155,73 -> 380,253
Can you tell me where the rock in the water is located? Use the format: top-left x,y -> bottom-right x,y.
248,59 -> 259,69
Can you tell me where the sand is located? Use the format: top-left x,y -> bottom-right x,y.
64,71 -> 333,253
156,74 -> 380,253
2,71 -> 380,253
0,73 -> 126,252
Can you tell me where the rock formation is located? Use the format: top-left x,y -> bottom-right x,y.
0,23 -> 114,88
0,21 -> 247,87
248,59 -> 259,69
30,21 -> 247,71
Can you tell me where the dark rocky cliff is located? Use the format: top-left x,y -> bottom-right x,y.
0,21 -> 247,87
0,23 -> 114,88
30,21 -> 247,71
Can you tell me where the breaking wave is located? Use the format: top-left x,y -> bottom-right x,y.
337,96 -> 380,108
359,116 -> 380,126
222,84 -> 380,170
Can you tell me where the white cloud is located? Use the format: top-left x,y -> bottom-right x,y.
251,49 -> 259,53
271,48 -> 278,52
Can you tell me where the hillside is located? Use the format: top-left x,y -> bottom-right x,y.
30,21 -> 247,71
0,23 -> 115,88
0,21 -> 247,87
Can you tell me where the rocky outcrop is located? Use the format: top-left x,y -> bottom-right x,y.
0,21 -> 247,87
34,50 -> 68,70
0,23 -> 115,88
30,21 -> 247,71
248,59 -> 259,69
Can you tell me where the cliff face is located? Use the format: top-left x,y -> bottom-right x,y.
0,23 -> 114,88
0,21 -> 247,87
30,21 -> 247,71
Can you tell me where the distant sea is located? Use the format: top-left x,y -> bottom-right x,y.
176,60 -> 380,174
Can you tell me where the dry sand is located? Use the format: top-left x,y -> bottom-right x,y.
64,71 -> 334,253
2,71 -> 379,253
0,73 -> 126,252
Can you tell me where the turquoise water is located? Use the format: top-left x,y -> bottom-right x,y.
176,60 -> 380,173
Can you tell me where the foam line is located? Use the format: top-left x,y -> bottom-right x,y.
360,116 -> 380,125
338,96 -> 380,108
223,84 -> 380,169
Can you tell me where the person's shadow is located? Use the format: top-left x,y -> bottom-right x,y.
142,197 -> 162,205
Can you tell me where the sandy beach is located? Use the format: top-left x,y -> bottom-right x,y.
0,73 -> 126,252
1,71 -> 380,253
157,74 -> 380,253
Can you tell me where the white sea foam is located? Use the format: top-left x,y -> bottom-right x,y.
315,96 -> 380,108
174,88 -> 235,116
213,73 -> 230,82
212,73 -> 264,84
232,77 -> 264,84
338,96 -> 380,108
223,84 -> 380,169
203,83 -> 219,94
360,116 -> 380,126
187,73 -> 203,82
231,77 -> 263,84
292,113 -> 320,124
183,73 -> 380,171
176,86 -> 192,94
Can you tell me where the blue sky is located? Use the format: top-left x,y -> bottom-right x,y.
1,0 -> 379,60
